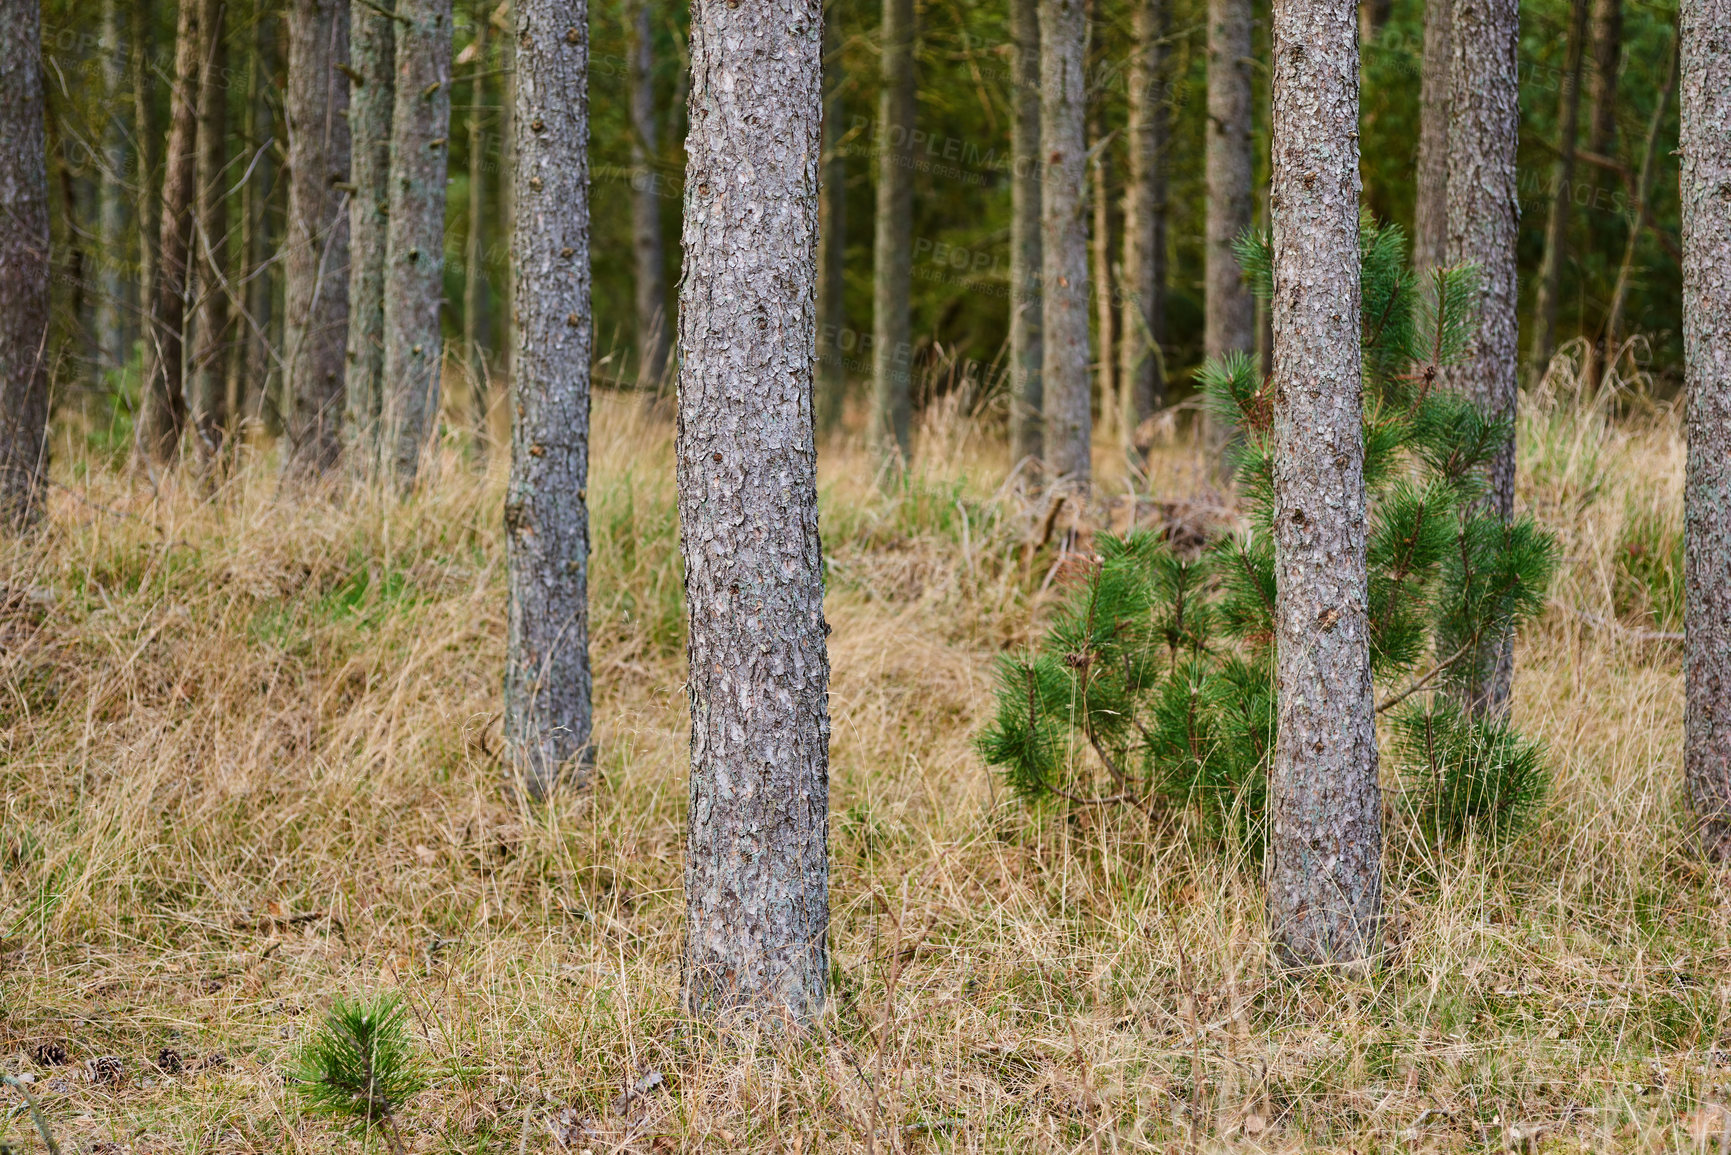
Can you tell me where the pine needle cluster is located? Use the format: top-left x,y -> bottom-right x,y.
292,995 -> 425,1153
980,218 -> 1558,844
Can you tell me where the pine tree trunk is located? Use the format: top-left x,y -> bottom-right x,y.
1586,0 -> 1621,159
464,3 -> 491,452
1529,0 -> 1589,385
284,0 -> 353,477
382,0 -> 453,490
133,13 -> 159,387
505,0 -> 593,800
1204,0 -> 1254,363
141,0 -> 205,466
1682,0 -> 1731,859
627,0 -> 670,393
1088,95 -> 1116,446
191,0 -> 232,454
499,0 -> 515,393
1265,0 -> 1379,968
1119,0 -> 1167,446
239,12 -> 279,427
1040,0 -> 1091,489
346,0 -> 393,468
815,9 -> 848,434
96,0 -> 128,375
1413,0 -> 1449,273
677,0 -> 830,1025
0,0 -> 50,528
1446,0 -> 1520,713
1009,0 -> 1043,468
871,0 -> 915,469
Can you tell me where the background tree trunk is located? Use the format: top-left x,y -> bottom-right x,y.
1204,0 -> 1254,460
1039,0 -> 1091,489
1529,0 -> 1589,385
506,0 -> 593,800
133,11 -> 159,393
1265,0 -> 1379,968
1088,87 -> 1116,446
0,0 -> 51,528
1446,0 -> 1520,712
1602,32 -> 1678,363
382,0 -> 453,490
239,7 -> 281,429
346,0 -> 394,469
626,0 -> 671,393
1681,0 -> 1731,859
1009,0 -> 1043,468
191,0 -> 233,453
816,7 -> 848,434
464,1 -> 491,453
284,0 -> 353,477
1413,0 -> 1450,273
1119,0 -> 1167,449
871,0 -> 915,470
676,0 -> 830,1025
96,0 -> 129,377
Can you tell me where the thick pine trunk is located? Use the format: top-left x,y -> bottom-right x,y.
1039,0 -> 1090,489
1447,0 -> 1520,712
346,0 -> 393,468
1529,0 -> 1589,385
464,3 -> 491,451
506,0 -> 593,800
1682,0 -> 1731,859
816,9 -> 848,434
96,0 -> 128,375
190,0 -> 232,451
871,0 -> 915,469
627,0 -> 671,392
382,0 -> 453,490
1205,0 -> 1254,363
0,0 -> 50,528
1413,0 -> 1449,273
677,0 -> 830,1025
1009,0 -> 1043,468
1119,0 -> 1167,446
1265,0 -> 1379,968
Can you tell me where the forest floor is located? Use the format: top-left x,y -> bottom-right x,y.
0,366 -> 1724,1154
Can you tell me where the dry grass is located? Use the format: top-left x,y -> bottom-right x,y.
1,374 -> 1726,1154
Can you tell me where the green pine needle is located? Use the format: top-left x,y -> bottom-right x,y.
293,995 -> 425,1152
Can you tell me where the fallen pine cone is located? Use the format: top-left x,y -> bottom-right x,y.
30,1040 -> 68,1066
155,1048 -> 183,1075
85,1055 -> 125,1087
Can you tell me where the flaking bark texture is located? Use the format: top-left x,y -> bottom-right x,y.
676,0 -> 831,1025
816,10 -> 848,433
871,0 -> 915,469
1681,0 -> 1731,859
1414,0 -> 1450,274
284,0 -> 353,477
1039,0 -> 1091,488
627,0 -> 671,392
1530,0 -> 1589,384
1119,0 -> 1168,443
382,0 -> 452,491
506,0 -> 593,800
1204,0 -> 1254,363
346,0 -> 393,468
1009,0 -> 1043,467
0,0 -> 50,528
1265,0 -> 1381,969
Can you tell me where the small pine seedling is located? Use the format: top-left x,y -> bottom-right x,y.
293,995 -> 425,1154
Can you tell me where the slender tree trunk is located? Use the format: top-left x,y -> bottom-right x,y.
1009,0 -> 1043,468
1586,0 -> 1621,161
1040,0 -> 1090,489
499,0 -> 515,394
1446,0 -> 1520,713
96,0 -> 128,376
1413,0 -> 1450,273
134,12 -> 159,385
1088,92 -> 1116,446
1119,0 -> 1167,449
677,0 -> 830,1026
626,0 -> 670,393
191,0 -> 232,453
0,0 -> 51,528
506,0 -> 593,799
346,0 -> 393,470
464,1 -> 491,452
1682,0 -> 1731,859
816,6 -> 848,434
871,0 -> 915,470
240,8 -> 279,428
1204,0 -> 1254,461
382,0 -> 453,490
141,0 -> 205,466
1602,31 -> 1678,365
1529,0 -> 1589,385
284,0 -> 353,477
1265,0 -> 1378,968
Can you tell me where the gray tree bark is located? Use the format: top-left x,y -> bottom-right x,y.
1265,0 -> 1380,969
627,0 -> 671,392
1088,91 -> 1116,445
1009,0 -> 1043,468
1682,0 -> 1731,859
1413,0 -> 1450,274
464,0 -> 491,452
1529,0 -> 1589,385
816,8 -> 848,434
190,0 -> 232,451
506,0 -> 593,800
1119,0 -> 1167,446
871,0 -> 915,470
1205,0 -> 1254,363
346,0 -> 394,468
677,0 -> 831,1025
1039,0 -> 1090,488
1447,0 -> 1520,713
382,0 -> 453,490
96,0 -> 128,375
0,0 -> 50,528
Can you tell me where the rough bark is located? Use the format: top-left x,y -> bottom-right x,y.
464,1 -> 491,451
1265,0 -> 1379,969
346,0 -> 394,468
382,0 -> 453,490
1040,0 -> 1091,488
1682,0 -> 1731,859
676,0 -> 830,1026
1413,0 -> 1450,274
871,0 -> 915,469
1446,0 -> 1520,712
190,0 -> 232,450
96,0 -> 128,374
1119,0 -> 1167,445
1529,0 -> 1589,385
0,0 -> 50,528
816,7 -> 848,433
1205,0 -> 1254,363
505,0 -> 593,799
627,0 -> 671,392
1009,0 -> 1043,467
